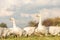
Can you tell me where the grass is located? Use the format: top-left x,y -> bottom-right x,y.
0,35 -> 60,40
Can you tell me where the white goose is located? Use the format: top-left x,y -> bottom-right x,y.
34,14 -> 48,36
23,27 -> 36,36
2,28 -> 10,38
8,18 -> 23,37
49,26 -> 60,36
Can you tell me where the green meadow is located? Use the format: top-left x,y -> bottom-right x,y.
0,35 -> 60,40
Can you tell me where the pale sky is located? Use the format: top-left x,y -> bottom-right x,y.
0,0 -> 60,28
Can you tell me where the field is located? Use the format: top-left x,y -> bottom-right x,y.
0,35 -> 60,40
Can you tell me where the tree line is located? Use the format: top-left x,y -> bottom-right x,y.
0,17 -> 60,28
28,17 -> 60,27
0,22 -> 7,28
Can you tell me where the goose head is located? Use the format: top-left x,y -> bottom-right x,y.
10,17 -> 15,22
36,14 -> 40,18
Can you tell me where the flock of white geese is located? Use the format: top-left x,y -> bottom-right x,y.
0,14 -> 60,38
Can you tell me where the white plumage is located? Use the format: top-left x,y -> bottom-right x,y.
49,26 -> 60,36
23,27 -> 35,36
34,14 -> 48,36
0,27 -> 4,37
7,17 -> 23,37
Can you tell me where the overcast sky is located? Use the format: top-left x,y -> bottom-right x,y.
0,0 -> 60,28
